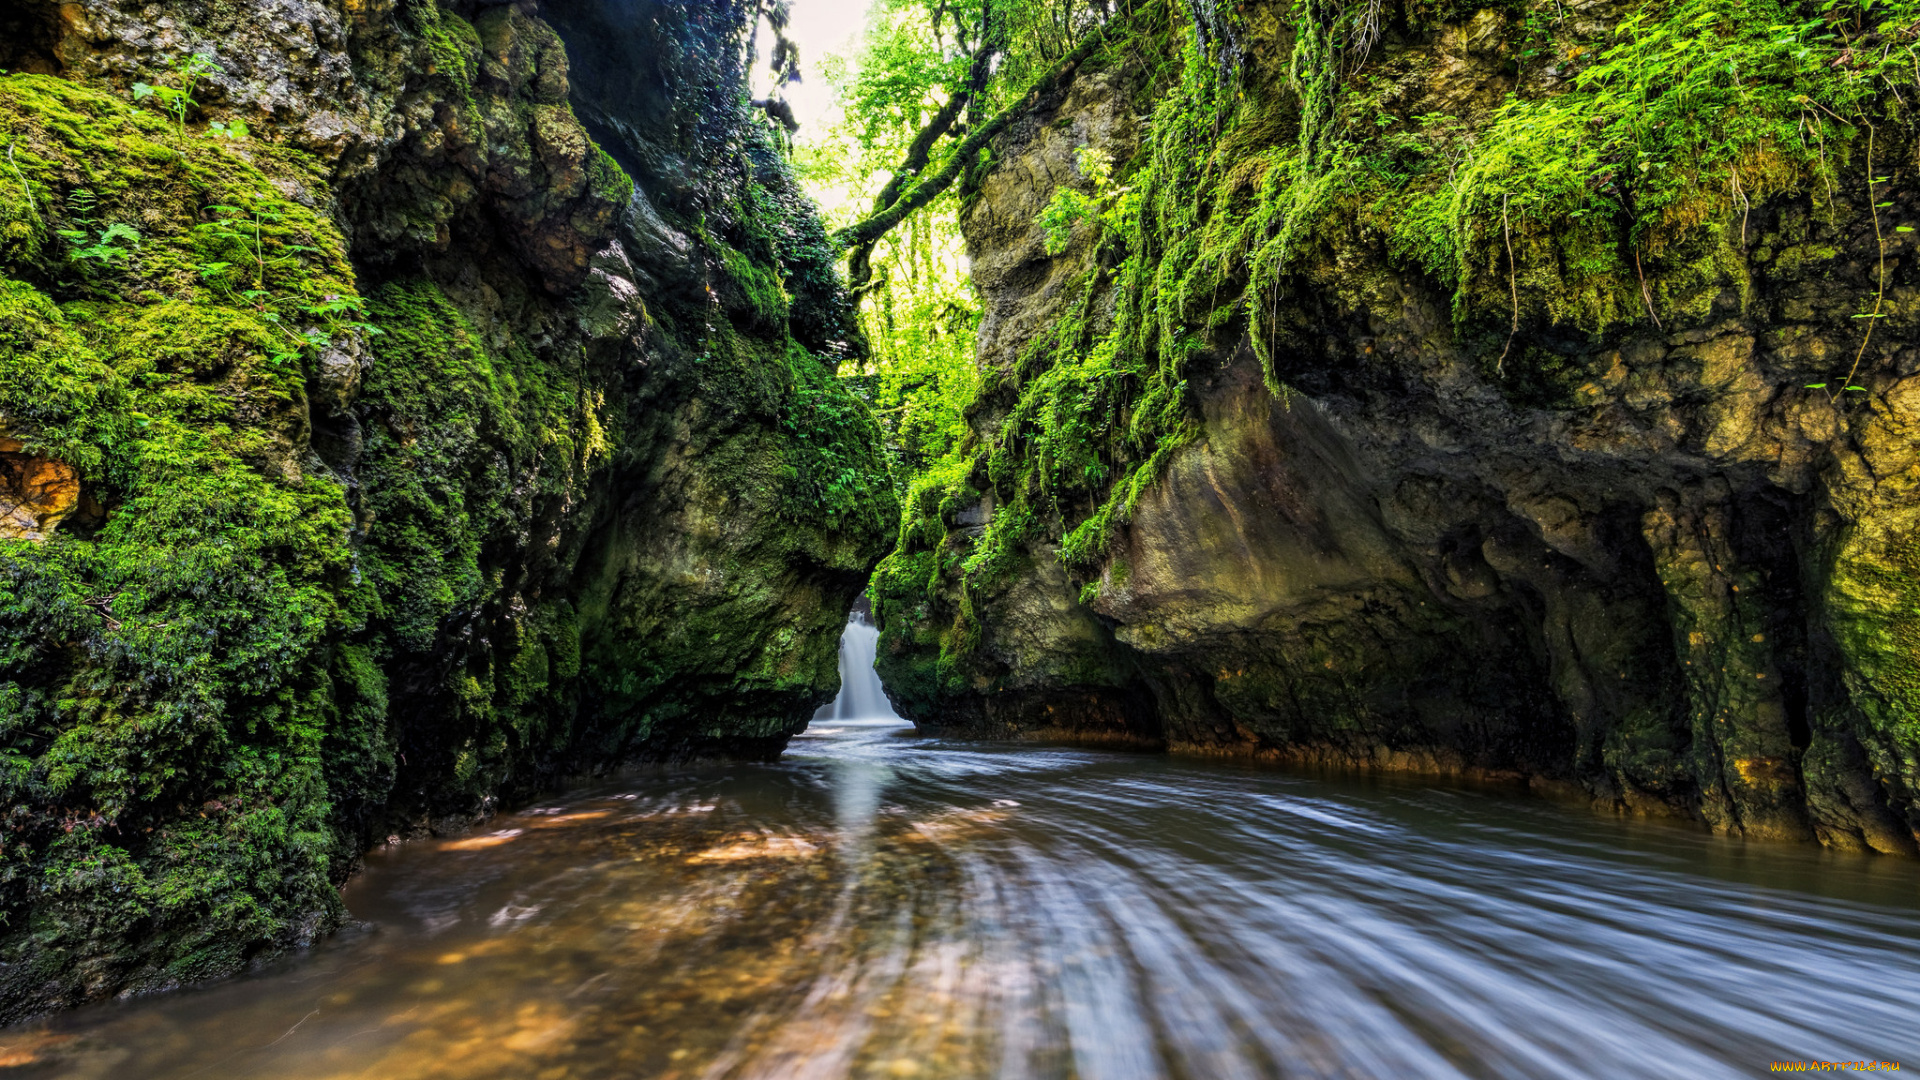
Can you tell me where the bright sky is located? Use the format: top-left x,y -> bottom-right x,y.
765,1 -> 975,340
766,0 -> 873,134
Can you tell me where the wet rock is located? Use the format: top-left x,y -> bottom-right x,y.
880,1 -> 1920,853
0,432 -> 80,541
0,0 -> 889,1022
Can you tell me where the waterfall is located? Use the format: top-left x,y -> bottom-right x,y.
814,607 -> 901,722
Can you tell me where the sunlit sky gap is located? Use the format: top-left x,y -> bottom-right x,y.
754,0 -> 870,137
751,0 -> 975,299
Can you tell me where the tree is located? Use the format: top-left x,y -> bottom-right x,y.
826,0 -> 1122,296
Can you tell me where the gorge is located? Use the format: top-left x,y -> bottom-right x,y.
0,0 -> 1918,1070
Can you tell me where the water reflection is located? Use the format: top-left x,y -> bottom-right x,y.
6,721 -> 1920,1079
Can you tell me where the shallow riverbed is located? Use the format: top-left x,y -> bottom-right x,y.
4,716 -> 1919,1079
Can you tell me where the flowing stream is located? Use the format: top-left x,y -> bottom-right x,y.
5,619 -> 1919,1078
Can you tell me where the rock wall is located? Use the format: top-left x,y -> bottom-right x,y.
0,0 -> 891,1018
875,0 -> 1920,856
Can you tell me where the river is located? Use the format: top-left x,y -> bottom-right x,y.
4,618 -> 1918,1078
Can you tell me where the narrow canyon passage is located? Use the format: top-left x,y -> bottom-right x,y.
5,624 -> 1918,1079
10,0 -> 1920,1065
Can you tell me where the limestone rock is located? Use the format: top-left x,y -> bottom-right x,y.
879,0 -> 1920,854
0,0 -> 888,1022
0,434 -> 79,541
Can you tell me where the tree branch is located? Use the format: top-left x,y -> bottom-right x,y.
875,9 -> 995,226
835,12 -> 1117,293
845,1 -> 998,293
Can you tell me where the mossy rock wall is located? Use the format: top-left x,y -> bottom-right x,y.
0,0 -> 891,1019
877,0 -> 1920,856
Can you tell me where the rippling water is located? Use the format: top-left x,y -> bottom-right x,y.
6,718 -> 1920,1078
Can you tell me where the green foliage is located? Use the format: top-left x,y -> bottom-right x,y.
194,201 -> 381,370
871,7 -> 1207,655
817,183 -> 980,488
1037,148 -> 1136,255
60,220 -> 140,268
819,0 -> 1109,152
800,5 -> 991,527
806,0 -> 1117,222
781,344 -> 899,527
825,1 -> 979,158
131,53 -> 219,134
0,72 -> 362,1004
867,282 -> 982,480
1218,0 -> 1920,387
1038,187 -> 1096,256
54,190 -> 141,280
1394,0 -> 1902,323
857,0 -> 1920,694
837,2 -> 1187,675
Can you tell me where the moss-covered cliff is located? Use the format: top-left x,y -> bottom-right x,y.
875,0 -> 1920,855
0,0 -> 892,1019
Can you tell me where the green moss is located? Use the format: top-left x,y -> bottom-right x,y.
0,0 -> 892,1013
716,239 -> 792,332
0,279 -> 122,467
552,312 -> 892,748
359,278 -> 606,651
1207,0 -> 1915,375
589,143 -> 634,207
0,70 -> 366,1012
345,275 -> 622,809
877,0 -> 1920,719
421,7 -> 483,102
779,343 -> 898,529
0,74 -> 353,306
1827,530 -> 1920,756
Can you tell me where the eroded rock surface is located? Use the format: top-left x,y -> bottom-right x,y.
0,433 -> 79,541
877,2 -> 1920,856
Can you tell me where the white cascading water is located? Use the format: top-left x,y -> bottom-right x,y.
814,608 -> 901,721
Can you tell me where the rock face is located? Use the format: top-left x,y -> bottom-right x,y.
876,0 -> 1920,856
0,0 -> 890,1018
0,432 -> 80,541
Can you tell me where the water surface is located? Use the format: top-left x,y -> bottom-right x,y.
5,692 -> 1918,1077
